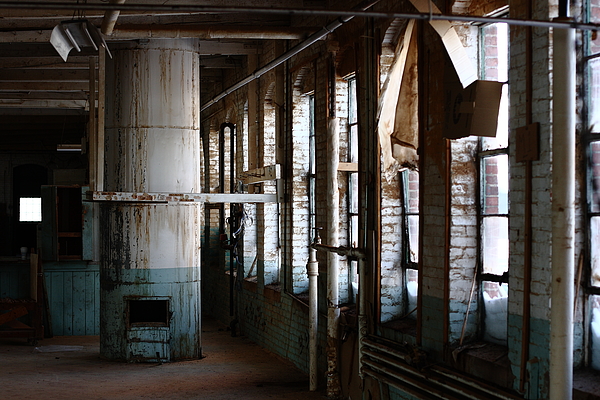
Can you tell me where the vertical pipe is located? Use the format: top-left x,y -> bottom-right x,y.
247,55 -> 258,194
89,56 -> 97,191
219,125 -> 225,234
97,46 -> 105,192
326,117 -> 341,398
219,122 -> 236,318
550,20 -> 575,400
308,235 -> 320,391
230,123 -> 236,319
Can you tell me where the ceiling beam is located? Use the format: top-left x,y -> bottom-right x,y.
0,99 -> 87,109
0,69 -> 89,81
0,81 -> 89,91
0,108 -> 86,115
0,91 -> 89,100
0,56 -> 91,69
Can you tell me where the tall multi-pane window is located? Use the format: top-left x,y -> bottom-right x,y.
479,21 -> 509,345
401,170 -> 419,316
584,0 -> 600,371
347,76 -> 359,299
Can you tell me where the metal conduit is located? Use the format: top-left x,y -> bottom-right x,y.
0,2 -> 598,31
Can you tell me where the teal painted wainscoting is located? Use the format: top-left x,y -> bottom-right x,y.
44,262 -> 100,336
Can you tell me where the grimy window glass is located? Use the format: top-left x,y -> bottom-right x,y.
479,21 -> 509,346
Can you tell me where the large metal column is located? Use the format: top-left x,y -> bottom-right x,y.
100,39 -> 202,362
550,20 -> 576,400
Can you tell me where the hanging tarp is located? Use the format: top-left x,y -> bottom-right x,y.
377,20 -> 418,174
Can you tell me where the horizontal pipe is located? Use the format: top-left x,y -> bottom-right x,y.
311,243 -> 366,259
112,25 -> 311,40
0,2 -> 598,31
88,191 -> 278,204
361,337 -> 410,363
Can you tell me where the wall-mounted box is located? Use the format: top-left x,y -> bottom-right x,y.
444,80 -> 505,139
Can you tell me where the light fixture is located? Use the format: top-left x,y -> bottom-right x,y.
50,19 -> 112,62
56,143 -> 82,152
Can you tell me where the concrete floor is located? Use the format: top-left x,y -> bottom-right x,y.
0,317 -> 326,400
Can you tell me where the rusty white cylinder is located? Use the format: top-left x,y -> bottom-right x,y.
550,22 -> 575,400
100,39 -> 202,362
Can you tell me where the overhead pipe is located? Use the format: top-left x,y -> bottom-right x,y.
1,2 -> 598,32
550,0 -> 575,398
101,0 -> 126,36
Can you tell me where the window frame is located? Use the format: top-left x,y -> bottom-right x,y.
400,169 -> 419,317
476,20 -> 510,345
346,75 -> 359,302
583,0 -> 600,371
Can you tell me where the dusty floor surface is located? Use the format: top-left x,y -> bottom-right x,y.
0,317 -> 326,400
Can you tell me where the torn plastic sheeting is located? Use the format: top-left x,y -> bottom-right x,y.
377,19 -> 418,174
34,345 -> 84,353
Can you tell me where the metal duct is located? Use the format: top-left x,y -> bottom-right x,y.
101,0 -> 126,36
